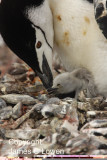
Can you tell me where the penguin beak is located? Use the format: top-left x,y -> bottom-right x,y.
47,87 -> 58,94
36,53 -> 53,89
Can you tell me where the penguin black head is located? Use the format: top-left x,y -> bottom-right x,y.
0,0 -> 54,89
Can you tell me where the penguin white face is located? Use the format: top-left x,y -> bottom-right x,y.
33,26 -> 53,74
31,25 -> 53,88
26,0 -> 54,88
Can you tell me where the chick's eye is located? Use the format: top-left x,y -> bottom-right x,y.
36,41 -> 42,49
57,84 -> 61,87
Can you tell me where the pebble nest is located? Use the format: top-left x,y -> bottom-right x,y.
0,46 -> 107,157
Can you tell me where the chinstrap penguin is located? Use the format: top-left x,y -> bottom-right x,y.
0,0 -> 54,89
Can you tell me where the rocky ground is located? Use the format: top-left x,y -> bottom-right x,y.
0,45 -> 107,158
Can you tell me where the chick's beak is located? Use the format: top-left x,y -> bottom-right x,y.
47,87 -> 58,94
36,53 -> 53,89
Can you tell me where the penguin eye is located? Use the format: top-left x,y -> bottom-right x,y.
36,41 -> 42,49
57,84 -> 61,87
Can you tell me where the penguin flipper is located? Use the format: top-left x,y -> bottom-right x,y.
94,0 -> 107,39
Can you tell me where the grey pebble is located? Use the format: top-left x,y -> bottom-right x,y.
0,98 -> 7,109
0,83 -> 25,94
57,128 -> 71,145
81,119 -> 107,130
5,128 -> 39,140
53,105 -> 67,118
0,106 -> 12,120
89,149 -> 107,155
25,85 -> 44,93
41,104 -> 54,118
0,128 -> 6,139
41,104 -> 65,118
9,63 -> 27,75
46,97 -> 60,105
63,97 -> 73,103
12,102 -> 22,119
0,74 -> 16,83
34,104 -> 44,112
0,94 -> 37,105
66,133 -> 88,147
38,94 -> 48,101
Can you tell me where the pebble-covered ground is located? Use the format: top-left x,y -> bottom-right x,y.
0,45 -> 107,157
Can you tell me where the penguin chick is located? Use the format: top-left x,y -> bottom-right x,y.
52,68 -> 98,99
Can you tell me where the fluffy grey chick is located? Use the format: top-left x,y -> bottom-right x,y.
52,68 -> 98,99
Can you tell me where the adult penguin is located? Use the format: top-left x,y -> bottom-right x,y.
49,0 -> 107,97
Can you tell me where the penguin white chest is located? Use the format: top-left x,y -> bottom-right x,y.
49,0 -> 107,96
50,0 -> 99,69
51,0 -> 105,67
